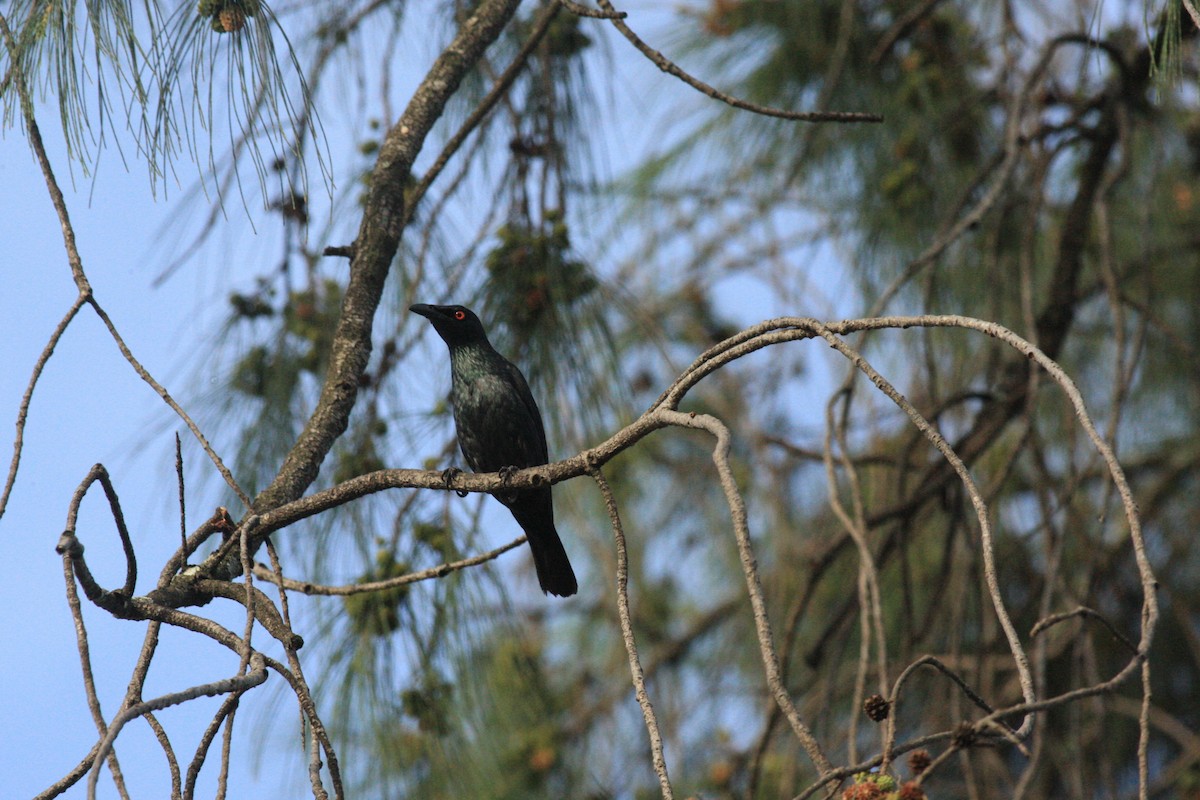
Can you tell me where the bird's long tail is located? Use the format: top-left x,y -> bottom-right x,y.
509,496 -> 578,597
527,525 -> 578,597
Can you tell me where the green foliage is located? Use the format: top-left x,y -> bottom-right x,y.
645,0 -> 996,267
634,574 -> 677,645
366,628 -> 584,798
342,551 -> 412,638
283,280 -> 343,373
441,635 -> 575,797
229,291 -> 274,320
226,279 -> 342,404
230,345 -> 278,398
413,520 -> 459,562
483,212 -> 598,340
399,677 -> 455,736
3,0 -> 325,198
542,10 -> 591,58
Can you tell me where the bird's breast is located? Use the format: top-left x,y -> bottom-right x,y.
450,372 -> 543,473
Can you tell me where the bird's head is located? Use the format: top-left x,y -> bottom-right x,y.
409,303 -> 490,348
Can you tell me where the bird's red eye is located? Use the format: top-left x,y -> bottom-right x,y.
454,310 -> 466,320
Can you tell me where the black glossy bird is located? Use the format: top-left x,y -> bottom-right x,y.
410,303 -> 578,597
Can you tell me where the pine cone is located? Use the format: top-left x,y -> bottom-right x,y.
219,6 -> 246,32
907,749 -> 932,775
952,721 -> 978,748
864,693 -> 891,722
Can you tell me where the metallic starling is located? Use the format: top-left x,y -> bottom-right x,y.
410,303 -> 578,597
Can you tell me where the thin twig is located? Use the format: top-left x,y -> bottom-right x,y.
1,293 -> 88,520
280,632 -> 338,799
87,656 -> 268,799
187,578 -> 302,649
157,507 -> 235,588
184,692 -> 242,800
589,463 -> 673,799
60,538 -> 131,800
251,535 -> 526,594
261,540 -> 339,798
176,433 -> 188,560
123,622 -> 181,799
63,464 -> 139,597
1138,660 -> 1153,800
0,12 -> 91,294
142,712 -> 181,799
203,523 -> 260,799
881,654 -> 1023,773
658,409 -> 833,775
823,386 -> 889,764
87,298 -> 251,507
35,740 -> 113,800
262,538 -> 336,798
1030,606 -> 1138,655
398,0 -> 564,234
557,0 -> 626,19
810,322 -> 1037,735
216,697 -> 237,800
264,538 -> 294,633
594,0 -> 882,123
238,522 -> 257,669
1183,0 -> 1200,32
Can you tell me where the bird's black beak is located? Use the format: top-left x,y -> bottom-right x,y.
409,303 -> 437,320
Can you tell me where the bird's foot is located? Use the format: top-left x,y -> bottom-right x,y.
498,465 -> 520,486
442,466 -> 469,498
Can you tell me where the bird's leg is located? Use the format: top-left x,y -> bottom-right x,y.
442,466 -> 469,498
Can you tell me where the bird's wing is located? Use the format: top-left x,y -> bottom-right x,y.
503,358 -> 550,464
